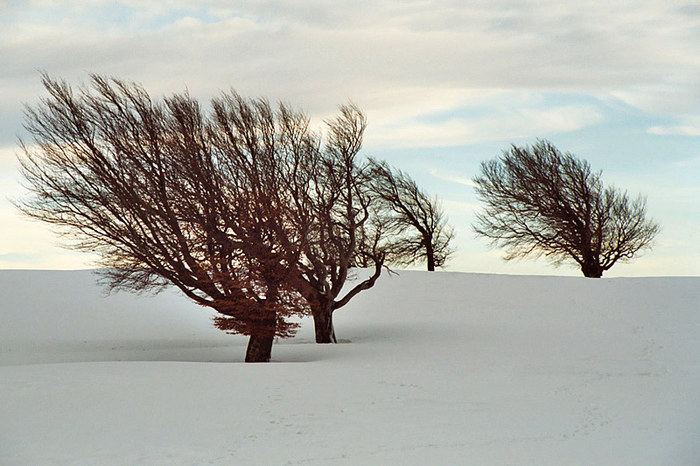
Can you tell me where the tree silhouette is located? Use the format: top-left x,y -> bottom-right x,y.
472,140 -> 659,277
294,105 -> 388,343
369,159 -> 454,271
17,75 -> 314,361
209,98 -> 388,344
18,74 -> 390,355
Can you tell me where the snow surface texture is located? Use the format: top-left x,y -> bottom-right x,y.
1,269 -> 699,465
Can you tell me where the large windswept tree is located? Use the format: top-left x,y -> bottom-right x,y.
369,159 -> 454,271
17,74 -> 390,356
16,75 -> 314,361
472,140 -> 660,278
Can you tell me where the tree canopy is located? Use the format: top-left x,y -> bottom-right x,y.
17,74 -> 389,359
472,140 -> 659,277
369,159 -> 453,271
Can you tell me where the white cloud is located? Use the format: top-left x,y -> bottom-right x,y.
430,169 -> 478,188
0,146 -> 21,169
647,116 -> 700,137
365,100 -> 603,148
0,149 -> 98,269
4,0 -> 700,123
647,125 -> 700,137
671,156 -> 700,168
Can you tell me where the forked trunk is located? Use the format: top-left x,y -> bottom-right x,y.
312,302 -> 337,344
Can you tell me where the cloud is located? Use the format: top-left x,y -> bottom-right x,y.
647,125 -> 700,137
647,116 -> 700,137
2,0 -> 699,275
430,169 -> 478,188
0,146 -> 21,169
671,156 -> 700,168
365,98 -> 604,148
4,0 -> 700,118
0,188 -> 98,270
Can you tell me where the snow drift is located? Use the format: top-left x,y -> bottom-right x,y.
1,269 -> 699,464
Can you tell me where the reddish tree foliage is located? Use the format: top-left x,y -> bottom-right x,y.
206,95 -> 389,344
17,75 -> 310,361
18,74 -> 393,358
292,105 -> 388,343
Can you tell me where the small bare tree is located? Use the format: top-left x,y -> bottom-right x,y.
472,140 -> 660,278
294,105 -> 387,343
208,97 -> 388,344
369,159 -> 454,271
210,97 -> 386,344
17,74 -> 312,362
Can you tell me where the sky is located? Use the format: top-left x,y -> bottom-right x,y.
1,0 -> 699,276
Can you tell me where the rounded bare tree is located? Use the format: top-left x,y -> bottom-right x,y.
472,140 -> 660,278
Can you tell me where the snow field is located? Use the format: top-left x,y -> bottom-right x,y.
1,270 -> 699,464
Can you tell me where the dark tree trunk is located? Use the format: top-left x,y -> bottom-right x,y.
312,301 -> 337,344
245,332 -> 274,362
426,237 -> 435,271
244,311 -> 277,362
427,253 -> 436,272
581,260 -> 603,278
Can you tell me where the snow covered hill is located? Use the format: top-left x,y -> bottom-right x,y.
1,269 -> 699,465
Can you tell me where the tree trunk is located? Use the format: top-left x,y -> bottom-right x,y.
245,331 -> 274,362
312,301 -> 337,344
426,239 -> 436,271
245,311 -> 277,362
581,260 -> 603,278
427,253 -> 435,272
